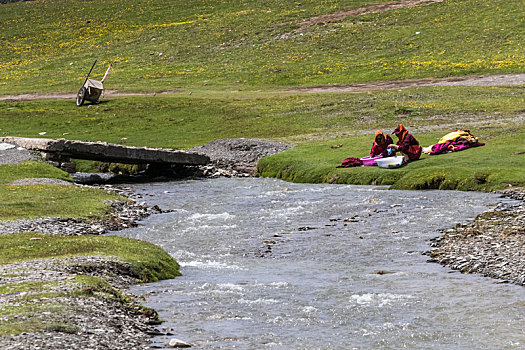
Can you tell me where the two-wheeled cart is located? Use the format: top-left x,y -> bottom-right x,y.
76,60 -> 111,106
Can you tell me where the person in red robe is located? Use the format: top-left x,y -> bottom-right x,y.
370,130 -> 393,158
388,124 -> 422,163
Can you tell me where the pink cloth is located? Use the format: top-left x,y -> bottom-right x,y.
361,156 -> 382,166
430,141 -> 485,155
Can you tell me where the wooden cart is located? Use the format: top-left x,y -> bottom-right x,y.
76,60 -> 111,106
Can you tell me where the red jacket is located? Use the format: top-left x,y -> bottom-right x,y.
370,135 -> 393,157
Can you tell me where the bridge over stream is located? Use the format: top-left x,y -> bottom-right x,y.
0,136 -> 210,174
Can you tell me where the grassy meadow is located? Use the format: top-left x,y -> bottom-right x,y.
0,0 -> 524,203
1,0 -> 525,94
0,161 -> 124,221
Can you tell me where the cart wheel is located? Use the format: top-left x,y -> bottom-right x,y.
76,87 -> 86,106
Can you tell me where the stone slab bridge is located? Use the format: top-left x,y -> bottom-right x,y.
0,136 -> 210,173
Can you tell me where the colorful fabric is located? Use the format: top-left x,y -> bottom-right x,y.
370,131 -> 394,158
361,155 -> 382,166
337,157 -> 363,168
430,141 -> 485,155
438,130 -> 478,144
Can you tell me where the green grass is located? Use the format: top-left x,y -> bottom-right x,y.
258,128 -> 525,191
0,184 -> 122,221
0,303 -> 71,336
0,280 -> 60,295
0,0 -> 524,337
1,0 -> 525,94
0,233 -> 180,335
0,161 -> 72,185
1,84 -> 525,190
1,0 -> 524,192
1,85 -> 525,148
0,233 -> 180,281
0,161 -> 122,221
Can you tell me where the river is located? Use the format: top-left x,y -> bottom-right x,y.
112,177 -> 524,349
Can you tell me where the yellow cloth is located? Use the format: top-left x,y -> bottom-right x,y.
438,130 -> 478,144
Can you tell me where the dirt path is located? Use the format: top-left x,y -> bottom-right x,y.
280,0 -> 443,33
2,73 -> 524,101
0,89 -> 178,102
278,73 -> 525,93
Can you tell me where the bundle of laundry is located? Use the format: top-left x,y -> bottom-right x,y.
426,130 -> 485,155
337,157 -> 363,167
337,155 -> 383,168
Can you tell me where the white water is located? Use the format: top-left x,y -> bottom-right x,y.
113,178 -> 524,349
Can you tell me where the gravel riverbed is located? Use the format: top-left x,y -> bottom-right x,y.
0,255 -> 168,350
428,188 -> 525,286
0,187 -> 178,350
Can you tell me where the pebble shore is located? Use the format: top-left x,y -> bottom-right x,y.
0,256 -> 162,350
428,188 -> 525,286
0,186 -> 180,350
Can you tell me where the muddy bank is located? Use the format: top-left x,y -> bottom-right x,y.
428,188 -> 525,286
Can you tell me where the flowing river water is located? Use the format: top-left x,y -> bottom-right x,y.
112,177 -> 524,349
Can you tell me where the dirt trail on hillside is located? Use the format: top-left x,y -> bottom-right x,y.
279,73 -> 525,93
0,90 -> 178,102
1,73 -> 525,101
278,0 -> 443,34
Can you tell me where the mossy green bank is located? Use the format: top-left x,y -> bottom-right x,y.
0,161 -> 123,221
0,232 -> 180,336
0,232 -> 181,282
258,128 -> 525,191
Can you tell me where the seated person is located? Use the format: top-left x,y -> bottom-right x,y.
387,124 -> 422,162
370,130 -> 393,157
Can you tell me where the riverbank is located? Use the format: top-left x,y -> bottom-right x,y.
0,145 -> 185,348
428,187 -> 525,286
0,228 -> 183,349
0,254 -> 163,350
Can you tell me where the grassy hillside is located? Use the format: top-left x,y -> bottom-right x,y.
1,0 -> 525,94
0,0 -> 524,191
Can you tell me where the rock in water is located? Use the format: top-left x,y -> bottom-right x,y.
168,338 -> 192,348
